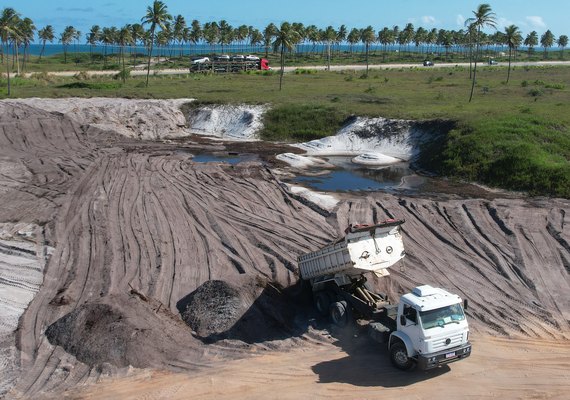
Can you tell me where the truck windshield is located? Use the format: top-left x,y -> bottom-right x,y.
419,304 -> 465,330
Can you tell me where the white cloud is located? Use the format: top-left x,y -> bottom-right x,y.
421,16 -> 437,25
497,17 -> 515,30
456,14 -> 465,27
526,16 -> 546,30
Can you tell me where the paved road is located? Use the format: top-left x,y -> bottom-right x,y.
23,60 -> 570,78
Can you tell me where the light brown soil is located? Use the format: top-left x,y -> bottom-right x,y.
1,99 -> 569,399
56,335 -> 570,400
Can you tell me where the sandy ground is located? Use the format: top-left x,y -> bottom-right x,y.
0,98 -> 569,399
57,335 -> 570,400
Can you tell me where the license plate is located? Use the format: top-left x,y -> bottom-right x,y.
445,352 -> 456,359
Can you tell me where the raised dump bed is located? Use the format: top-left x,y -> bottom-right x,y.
298,220 -> 405,280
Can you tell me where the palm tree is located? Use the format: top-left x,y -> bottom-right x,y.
218,20 -> 233,53
426,28 -> 437,53
263,23 -> 276,58
141,0 -> 172,87
378,27 -> 393,61
249,28 -> 262,53
60,25 -> 76,63
87,25 -> 101,63
504,25 -> 521,83
323,26 -> 336,70
524,31 -> 538,56
37,25 -> 54,60
361,25 -> 375,75
235,24 -> 249,53
347,28 -> 360,54
414,27 -> 427,58
400,23 -> 415,56
18,17 -> 35,72
100,27 -> 117,66
117,25 -> 133,81
130,23 -> 145,65
189,20 -> 202,53
304,25 -> 318,54
203,22 -> 219,52
172,15 -> 186,57
272,22 -> 301,90
0,7 -> 21,96
557,35 -> 568,59
465,3 -> 497,102
540,30 -> 555,59
73,29 -> 81,60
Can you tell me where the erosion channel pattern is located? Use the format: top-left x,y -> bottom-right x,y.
0,101 -> 568,398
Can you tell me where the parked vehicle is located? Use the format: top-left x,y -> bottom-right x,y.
190,57 -> 271,73
191,57 -> 210,65
298,220 -> 472,370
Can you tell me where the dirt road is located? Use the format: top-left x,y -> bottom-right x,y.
1,99 -> 569,399
23,60 -> 570,78
63,335 -> 570,400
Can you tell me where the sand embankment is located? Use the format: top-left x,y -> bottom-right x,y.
0,99 -> 568,398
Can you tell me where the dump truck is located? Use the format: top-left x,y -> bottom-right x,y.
298,220 -> 471,370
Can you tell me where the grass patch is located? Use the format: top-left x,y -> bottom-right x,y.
260,104 -> 348,142
57,81 -> 122,90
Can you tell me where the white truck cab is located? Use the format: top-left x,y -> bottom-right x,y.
389,285 -> 471,370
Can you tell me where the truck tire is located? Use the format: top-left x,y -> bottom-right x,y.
390,342 -> 414,371
329,300 -> 351,327
314,292 -> 332,315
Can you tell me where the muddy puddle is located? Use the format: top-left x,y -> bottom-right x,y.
191,152 -> 501,198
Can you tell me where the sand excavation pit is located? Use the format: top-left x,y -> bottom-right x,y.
0,98 -> 569,399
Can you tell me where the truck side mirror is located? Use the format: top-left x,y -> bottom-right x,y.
464,299 -> 469,310
400,315 -> 406,326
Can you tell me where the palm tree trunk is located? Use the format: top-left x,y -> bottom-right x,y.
5,45 -> 11,96
469,41 -> 479,102
279,45 -> 284,91
39,41 -> 46,60
327,41 -> 331,71
365,43 -> 370,75
146,29 -> 155,87
507,48 -> 512,83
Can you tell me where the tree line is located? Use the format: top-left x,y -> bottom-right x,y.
1,2 -> 568,94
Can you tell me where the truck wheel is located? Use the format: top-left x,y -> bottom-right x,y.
390,342 -> 414,371
314,292 -> 331,315
329,300 -> 351,327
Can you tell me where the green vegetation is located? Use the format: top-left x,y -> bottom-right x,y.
261,104 -> 347,141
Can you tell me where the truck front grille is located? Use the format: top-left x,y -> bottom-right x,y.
431,332 -> 464,351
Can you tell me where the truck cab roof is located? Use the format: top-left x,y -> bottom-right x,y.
402,285 -> 462,311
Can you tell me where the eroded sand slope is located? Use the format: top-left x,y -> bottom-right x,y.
0,100 -> 568,399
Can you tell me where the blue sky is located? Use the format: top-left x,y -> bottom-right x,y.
7,0 -> 567,41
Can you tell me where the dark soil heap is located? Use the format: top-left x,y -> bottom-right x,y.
178,279 -> 309,343
178,280 -> 245,338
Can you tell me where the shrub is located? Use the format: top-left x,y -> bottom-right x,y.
260,104 -> 347,142
528,88 -> 543,97
545,83 -> 565,90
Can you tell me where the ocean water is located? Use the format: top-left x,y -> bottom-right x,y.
19,42 -> 514,57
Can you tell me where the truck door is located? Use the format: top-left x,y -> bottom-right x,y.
399,303 -> 421,355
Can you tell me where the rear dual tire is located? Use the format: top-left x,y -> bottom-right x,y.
329,300 -> 351,327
